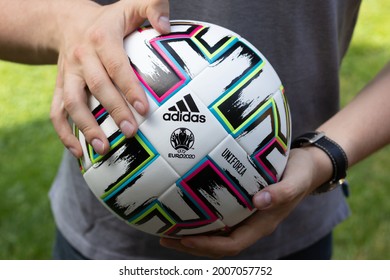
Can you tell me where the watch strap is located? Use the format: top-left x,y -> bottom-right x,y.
291,132 -> 348,193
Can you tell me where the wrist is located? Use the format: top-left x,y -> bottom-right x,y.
300,146 -> 334,193
51,0 -> 101,55
291,131 -> 349,194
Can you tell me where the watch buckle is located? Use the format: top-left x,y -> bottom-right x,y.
308,131 -> 325,144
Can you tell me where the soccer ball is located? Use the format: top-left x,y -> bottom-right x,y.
75,20 -> 291,237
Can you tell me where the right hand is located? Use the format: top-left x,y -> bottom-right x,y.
50,0 -> 170,157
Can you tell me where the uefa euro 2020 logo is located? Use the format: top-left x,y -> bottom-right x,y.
169,128 -> 196,159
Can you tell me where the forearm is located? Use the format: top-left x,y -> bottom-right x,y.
0,0 -> 97,64
305,63 -> 390,191
319,62 -> 390,166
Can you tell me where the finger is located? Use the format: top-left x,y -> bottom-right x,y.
96,38 -> 149,117
51,57 -> 83,157
63,72 -> 109,155
51,84 -> 83,158
78,48 -> 139,138
160,238 -> 216,258
253,153 -> 310,210
120,0 -> 170,34
253,183 -> 299,211
178,223 -> 263,258
160,218 -> 260,259
174,210 -> 281,258
160,204 -> 285,259
145,0 -> 171,34
161,232 -> 251,259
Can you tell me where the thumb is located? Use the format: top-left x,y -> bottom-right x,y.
145,0 -> 171,34
253,189 -> 272,210
252,181 -> 293,210
253,175 -> 307,211
119,0 -> 171,35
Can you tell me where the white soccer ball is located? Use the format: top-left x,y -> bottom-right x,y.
75,20 -> 291,237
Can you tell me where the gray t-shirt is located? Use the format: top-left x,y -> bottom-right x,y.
49,0 -> 361,259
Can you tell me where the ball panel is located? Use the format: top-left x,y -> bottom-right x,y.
188,41 -> 264,109
235,89 -> 290,184
102,156 -> 179,221
189,23 -> 238,63
126,21 -> 241,107
158,184 -> 225,237
208,135 -> 268,196
160,184 -> 210,221
235,97 -> 276,154
210,63 -> 283,138
83,132 -> 159,198
127,200 -> 177,236
125,30 -> 186,104
139,87 -> 228,176
156,39 -> 209,79
177,157 -> 254,227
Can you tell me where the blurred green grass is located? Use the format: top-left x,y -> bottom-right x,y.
333,0 -> 390,259
0,0 -> 389,259
0,63 -> 59,259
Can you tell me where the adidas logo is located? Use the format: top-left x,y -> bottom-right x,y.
162,94 -> 206,123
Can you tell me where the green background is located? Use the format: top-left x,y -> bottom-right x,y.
0,0 -> 389,259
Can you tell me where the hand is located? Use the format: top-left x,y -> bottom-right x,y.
50,0 -> 170,157
160,148 -> 326,258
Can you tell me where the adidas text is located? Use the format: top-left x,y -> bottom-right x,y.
163,111 -> 206,123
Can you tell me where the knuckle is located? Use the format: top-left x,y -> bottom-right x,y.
49,108 -> 60,122
78,125 -> 96,142
122,78 -> 143,103
72,45 -> 87,63
121,87 -> 136,103
62,95 -> 78,113
88,74 -> 105,93
108,104 -> 128,120
57,131 -> 72,146
275,183 -> 297,206
88,28 -> 107,46
105,59 -> 123,77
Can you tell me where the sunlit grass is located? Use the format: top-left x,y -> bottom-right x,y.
0,63 -> 60,259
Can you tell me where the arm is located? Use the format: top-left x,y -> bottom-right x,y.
0,0 -> 170,157
160,62 -> 390,258
319,63 -> 390,167
0,0 -> 60,64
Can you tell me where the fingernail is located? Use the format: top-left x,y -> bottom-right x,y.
120,120 -> 136,137
254,191 -> 272,210
133,101 -> 146,115
91,138 -> 105,155
158,16 -> 171,33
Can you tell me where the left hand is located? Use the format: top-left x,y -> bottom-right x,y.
50,0 -> 170,157
160,148 -> 325,258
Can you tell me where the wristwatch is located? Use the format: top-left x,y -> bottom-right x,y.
291,131 -> 349,194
